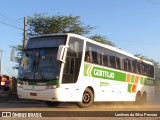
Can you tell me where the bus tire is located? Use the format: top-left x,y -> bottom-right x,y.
135,91 -> 142,104
77,88 -> 94,108
45,101 -> 60,107
142,92 -> 147,103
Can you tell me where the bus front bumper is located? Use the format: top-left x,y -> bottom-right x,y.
17,87 -> 82,102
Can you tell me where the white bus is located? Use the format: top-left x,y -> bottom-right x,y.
11,33 -> 155,107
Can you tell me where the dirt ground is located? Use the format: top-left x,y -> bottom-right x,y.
0,81 -> 160,120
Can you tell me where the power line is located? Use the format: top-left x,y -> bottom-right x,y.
16,18 -> 24,22
0,13 -> 23,25
145,0 -> 160,5
0,21 -> 23,30
0,12 -> 23,31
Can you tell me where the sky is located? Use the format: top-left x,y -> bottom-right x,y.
0,0 -> 160,76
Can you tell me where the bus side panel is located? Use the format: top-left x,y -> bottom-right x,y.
57,84 -> 84,102
82,76 -> 136,102
82,76 -> 155,102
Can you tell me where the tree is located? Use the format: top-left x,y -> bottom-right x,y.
27,13 -> 95,37
89,34 -> 116,47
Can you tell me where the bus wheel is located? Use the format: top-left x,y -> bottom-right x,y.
142,92 -> 147,103
77,88 -> 94,108
45,101 -> 60,107
135,91 -> 142,104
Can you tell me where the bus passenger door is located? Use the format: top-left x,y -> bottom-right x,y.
62,37 -> 84,84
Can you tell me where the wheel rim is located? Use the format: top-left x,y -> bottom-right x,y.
82,92 -> 91,104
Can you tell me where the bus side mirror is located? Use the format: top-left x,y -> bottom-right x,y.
10,47 -> 17,61
57,45 -> 69,63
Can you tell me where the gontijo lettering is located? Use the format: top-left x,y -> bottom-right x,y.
94,69 -> 114,79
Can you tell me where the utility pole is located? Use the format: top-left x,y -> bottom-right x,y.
23,17 -> 27,49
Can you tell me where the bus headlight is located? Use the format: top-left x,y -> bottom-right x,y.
17,84 -> 23,88
46,85 -> 57,89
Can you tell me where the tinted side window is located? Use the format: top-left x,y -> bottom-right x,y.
101,48 -> 110,67
85,42 -> 102,65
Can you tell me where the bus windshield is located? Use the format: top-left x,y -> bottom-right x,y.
18,35 -> 67,82
18,48 -> 60,81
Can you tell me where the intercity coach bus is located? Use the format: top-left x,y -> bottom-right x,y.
11,33 -> 155,107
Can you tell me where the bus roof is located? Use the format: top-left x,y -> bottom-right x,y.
30,33 -> 154,66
